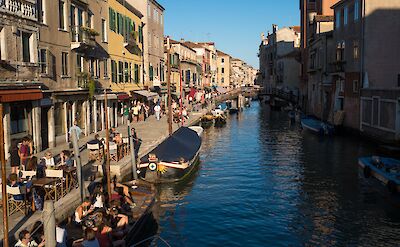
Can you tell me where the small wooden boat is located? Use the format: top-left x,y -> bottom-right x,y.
201,114 -> 214,128
139,127 -> 203,183
229,108 -> 239,114
301,117 -> 334,135
214,115 -> 226,127
359,156 -> 400,194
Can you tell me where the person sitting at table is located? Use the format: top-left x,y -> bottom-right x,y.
109,127 -> 117,140
72,228 -> 100,247
41,151 -> 55,169
61,150 -> 74,167
8,173 -> 25,200
27,156 -> 45,179
74,197 -> 94,225
108,206 -> 129,231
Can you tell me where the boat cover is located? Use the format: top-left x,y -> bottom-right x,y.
140,127 -> 201,163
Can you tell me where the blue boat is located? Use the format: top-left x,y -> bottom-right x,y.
301,117 -> 334,135
359,156 -> 400,194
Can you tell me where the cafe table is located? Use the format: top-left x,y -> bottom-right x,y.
31,177 -> 58,201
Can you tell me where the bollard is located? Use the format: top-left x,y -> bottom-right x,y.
43,200 -> 56,247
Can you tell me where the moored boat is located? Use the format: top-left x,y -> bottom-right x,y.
214,115 -> 227,127
138,127 -> 203,183
201,114 -> 214,128
229,108 -> 239,114
359,156 -> 400,194
301,117 -> 334,136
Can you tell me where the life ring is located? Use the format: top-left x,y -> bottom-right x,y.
363,166 -> 372,178
149,162 -> 157,171
387,180 -> 398,194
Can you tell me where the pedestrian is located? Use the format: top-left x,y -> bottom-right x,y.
144,103 -> 149,121
132,104 -> 139,122
10,139 -> 21,174
154,104 -> 161,120
69,120 -> 83,141
19,137 -> 31,170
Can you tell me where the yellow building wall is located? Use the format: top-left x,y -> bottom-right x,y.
108,0 -> 143,93
217,55 -> 231,87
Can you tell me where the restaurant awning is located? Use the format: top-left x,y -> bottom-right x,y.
94,93 -> 118,100
117,93 -> 130,101
0,89 -> 43,103
132,90 -> 159,100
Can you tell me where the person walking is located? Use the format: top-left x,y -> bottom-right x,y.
132,104 -> 139,122
10,139 -> 21,174
69,120 -> 83,140
154,104 -> 161,121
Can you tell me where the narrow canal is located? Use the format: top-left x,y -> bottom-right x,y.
152,102 -> 400,246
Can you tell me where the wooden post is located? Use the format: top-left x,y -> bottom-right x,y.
0,103 -> 9,247
43,200 -> 56,247
166,37 -> 172,136
71,128 -> 84,201
104,90 -> 112,203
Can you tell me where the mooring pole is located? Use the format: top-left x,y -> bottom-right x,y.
71,128 -> 84,201
43,200 -> 56,247
166,37 -> 173,136
0,103 -> 9,247
104,90 -> 112,203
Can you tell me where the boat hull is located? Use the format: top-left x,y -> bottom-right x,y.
301,118 -> 334,136
140,151 -> 200,183
358,156 -> 400,193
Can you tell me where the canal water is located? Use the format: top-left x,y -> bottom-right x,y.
152,102 -> 400,247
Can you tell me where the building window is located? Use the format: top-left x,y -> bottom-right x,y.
39,49 -> 47,74
353,80 -> 359,93
185,70 -> 190,83
61,52 -> 68,76
336,42 -> 345,61
160,13 -> 163,25
222,78 -> 224,83
221,58 -> 224,63
147,4 -> 151,18
109,8 -> 116,32
87,12 -> 93,28
76,54 -> 83,73
89,59 -> 94,76
111,60 -> 117,82
138,25 -> 143,43
118,61 -> 123,83
96,60 -> 100,78
124,62 -> 129,82
344,6 -> 348,26
10,104 -> 28,134
222,68 -> 225,74
38,0 -> 46,24
335,10 -> 341,29
101,19 -> 107,42
59,0 -> 65,29
134,64 -> 139,83
103,59 -> 108,78
353,40 -> 359,60
22,32 -> 32,62
0,27 -> 5,60
354,0 -> 360,21
149,65 -> 154,81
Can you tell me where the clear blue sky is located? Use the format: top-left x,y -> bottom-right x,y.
157,0 -> 300,68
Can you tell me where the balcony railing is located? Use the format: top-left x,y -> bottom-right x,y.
0,0 -> 37,21
71,25 -> 97,49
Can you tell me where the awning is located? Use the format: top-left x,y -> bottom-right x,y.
0,89 -> 43,103
117,93 -> 130,101
188,88 -> 196,98
132,90 -> 159,100
94,93 -> 118,100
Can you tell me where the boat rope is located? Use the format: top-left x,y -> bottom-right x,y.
130,234 -> 171,247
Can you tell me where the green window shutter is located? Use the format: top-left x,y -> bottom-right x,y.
109,8 -> 116,32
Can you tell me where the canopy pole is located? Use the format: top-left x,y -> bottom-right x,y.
0,103 -> 9,247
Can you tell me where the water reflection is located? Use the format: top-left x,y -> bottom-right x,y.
152,102 -> 400,246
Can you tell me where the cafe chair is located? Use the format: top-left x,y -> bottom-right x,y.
21,170 -> 36,180
6,185 -> 27,216
109,142 -> 118,161
87,143 -> 103,162
45,169 -> 64,200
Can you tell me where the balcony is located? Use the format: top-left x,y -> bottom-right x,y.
0,0 -> 37,21
124,32 -> 141,55
71,26 -> 98,50
329,60 -> 346,73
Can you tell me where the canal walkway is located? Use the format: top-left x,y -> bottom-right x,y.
0,99 -> 216,243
